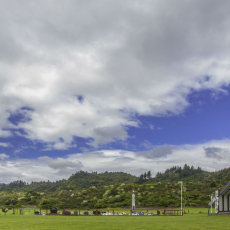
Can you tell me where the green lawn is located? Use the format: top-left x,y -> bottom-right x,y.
0,210 -> 229,230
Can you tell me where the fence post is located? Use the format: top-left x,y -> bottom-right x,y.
113,209 -> 114,215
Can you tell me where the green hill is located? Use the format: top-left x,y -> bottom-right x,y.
0,181 -> 222,209
1,165 -> 230,193
0,171 -> 137,192
139,165 -> 230,186
0,165 -> 229,209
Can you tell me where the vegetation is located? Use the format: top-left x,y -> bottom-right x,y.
0,181 -> 222,209
40,198 -> 58,209
0,165 -> 229,209
0,171 -> 137,192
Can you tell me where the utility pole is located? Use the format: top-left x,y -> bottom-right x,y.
178,181 -> 183,215
132,188 -> 135,211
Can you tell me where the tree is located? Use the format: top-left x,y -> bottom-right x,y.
2,208 -> 8,216
138,174 -> 144,184
143,172 -> 147,180
39,198 -> 58,209
210,182 -> 217,187
147,170 -> 152,179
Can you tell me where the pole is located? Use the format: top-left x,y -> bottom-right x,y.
211,195 -> 212,213
181,182 -> 182,214
178,181 -> 183,216
132,188 -> 135,211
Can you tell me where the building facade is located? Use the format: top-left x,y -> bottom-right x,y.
209,181 -> 230,214
218,181 -> 230,212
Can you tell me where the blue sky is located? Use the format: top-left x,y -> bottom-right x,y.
1,0 -> 230,183
2,87 -> 230,154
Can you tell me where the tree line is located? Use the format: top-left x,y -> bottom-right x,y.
1,165 -> 230,193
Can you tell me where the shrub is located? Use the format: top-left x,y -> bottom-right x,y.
210,182 -> 216,187
40,198 -> 58,209
94,203 -> 106,209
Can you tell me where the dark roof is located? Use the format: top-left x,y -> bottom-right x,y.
219,181 -> 230,195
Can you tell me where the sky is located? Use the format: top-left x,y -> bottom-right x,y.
1,0 -> 230,183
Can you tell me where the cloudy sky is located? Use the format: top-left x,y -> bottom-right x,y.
1,0 -> 230,183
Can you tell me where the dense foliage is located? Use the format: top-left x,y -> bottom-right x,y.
146,165 -> 230,185
0,165 -> 229,209
0,171 -> 137,192
0,181 -> 222,209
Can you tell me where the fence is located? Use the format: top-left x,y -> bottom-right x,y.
0,207 -> 183,216
164,210 -> 183,216
0,207 -> 40,215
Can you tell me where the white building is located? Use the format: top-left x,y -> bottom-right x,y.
218,181 -> 230,213
209,181 -> 230,214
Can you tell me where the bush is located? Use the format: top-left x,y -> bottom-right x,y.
210,182 -> 216,187
94,203 -> 106,209
40,198 -> 58,209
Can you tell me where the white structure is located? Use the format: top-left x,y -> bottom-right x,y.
209,190 -> 219,213
208,181 -> 230,214
132,188 -> 135,211
178,181 -> 183,215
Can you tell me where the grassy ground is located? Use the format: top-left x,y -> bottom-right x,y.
0,208 -> 229,230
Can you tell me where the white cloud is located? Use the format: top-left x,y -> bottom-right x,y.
0,1 -> 230,148
38,156 -> 82,170
0,142 -> 11,147
0,153 -> 9,160
0,130 -> 11,138
1,139 -> 230,183
0,156 -> 82,183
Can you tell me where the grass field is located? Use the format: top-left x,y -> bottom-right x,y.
0,208 -> 229,230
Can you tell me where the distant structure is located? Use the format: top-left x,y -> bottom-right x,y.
208,181 -> 230,214
132,188 -> 135,211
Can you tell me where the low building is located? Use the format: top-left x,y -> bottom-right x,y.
218,181 -> 230,212
209,181 -> 230,214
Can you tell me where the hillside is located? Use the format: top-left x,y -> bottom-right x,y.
0,171 -> 137,192
140,165 -> 230,186
0,181 -> 222,209
0,165 -> 229,209
0,164 -> 230,194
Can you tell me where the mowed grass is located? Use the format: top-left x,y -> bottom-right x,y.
0,210 -> 229,230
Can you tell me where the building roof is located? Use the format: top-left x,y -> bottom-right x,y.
219,181 -> 230,196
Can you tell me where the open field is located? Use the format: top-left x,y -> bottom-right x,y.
0,208 -> 229,230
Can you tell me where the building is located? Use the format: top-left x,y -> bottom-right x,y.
218,181 -> 230,212
209,181 -> 230,214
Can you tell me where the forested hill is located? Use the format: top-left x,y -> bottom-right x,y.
154,165 -> 207,183
66,171 -> 137,189
0,165 -> 230,193
0,171 -> 137,192
149,165 -> 230,185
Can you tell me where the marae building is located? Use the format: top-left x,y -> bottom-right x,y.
209,181 -> 230,215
